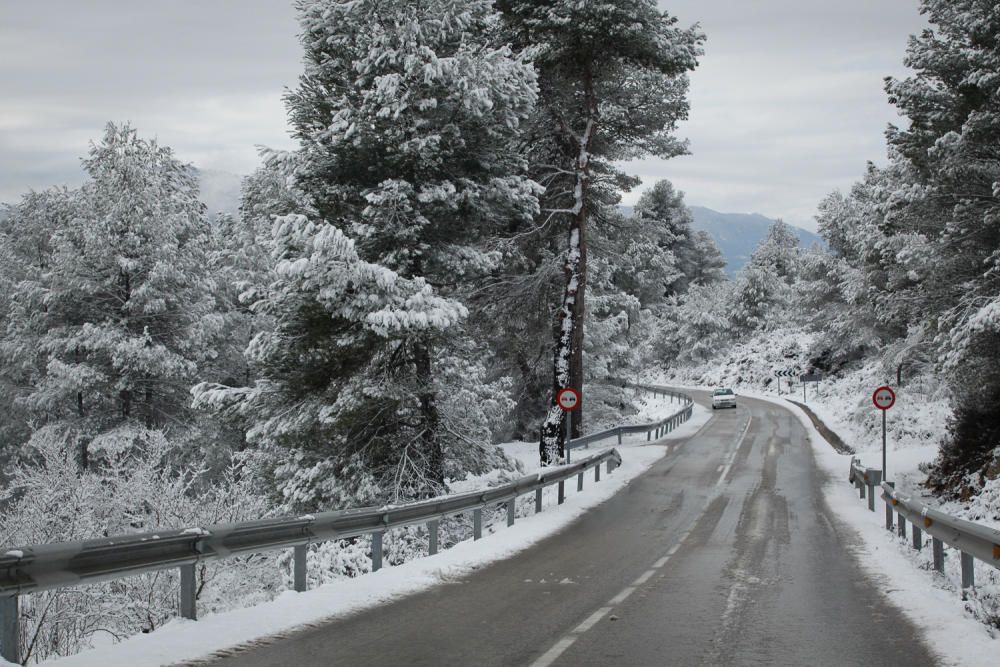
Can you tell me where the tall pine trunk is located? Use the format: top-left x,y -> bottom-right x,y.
539,117 -> 593,465
414,340 -> 445,489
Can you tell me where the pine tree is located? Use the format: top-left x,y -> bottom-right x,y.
633,179 -> 725,296
497,0 -> 704,463
728,221 -> 801,334
252,0 -> 540,489
193,215 -> 469,506
4,123 -> 219,467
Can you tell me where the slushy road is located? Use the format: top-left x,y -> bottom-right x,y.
205,392 -> 937,666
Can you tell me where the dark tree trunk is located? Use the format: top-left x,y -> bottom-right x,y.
145,386 -> 154,429
539,193 -> 588,464
538,63 -> 596,464
120,389 -> 131,418
414,341 -> 445,489
569,202 -> 587,439
77,390 -> 88,470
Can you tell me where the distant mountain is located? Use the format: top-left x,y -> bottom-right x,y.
618,205 -> 824,276
689,206 -> 823,276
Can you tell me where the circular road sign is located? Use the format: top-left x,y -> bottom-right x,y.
557,387 -> 580,412
872,386 -> 896,411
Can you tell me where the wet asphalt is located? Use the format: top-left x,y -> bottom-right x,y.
201,392 -> 939,667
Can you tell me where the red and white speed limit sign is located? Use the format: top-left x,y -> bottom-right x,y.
872,386 -> 895,410
557,387 -> 580,412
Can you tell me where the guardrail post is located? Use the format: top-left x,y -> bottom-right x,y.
961,552 -> 974,590
293,544 -> 308,592
473,508 -> 483,539
428,520 -> 439,555
897,514 -> 906,539
912,525 -> 922,550
558,481 -> 565,504
507,499 -> 516,527
371,531 -> 383,571
932,538 -> 944,572
867,485 -> 875,511
859,481 -> 865,499
647,429 -> 651,442
617,430 -> 622,445
180,563 -> 197,620
535,488 -> 543,513
885,502 -> 893,531
577,472 -> 584,492
595,464 -> 600,482
0,594 -> 19,664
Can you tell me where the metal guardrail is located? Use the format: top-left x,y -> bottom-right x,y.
0,448 -> 623,663
848,457 -> 883,511
848,458 -> 1000,594
566,384 -> 694,456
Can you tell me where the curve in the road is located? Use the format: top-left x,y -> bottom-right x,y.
195,392 -> 938,667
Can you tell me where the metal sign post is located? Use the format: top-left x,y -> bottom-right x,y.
557,387 -> 581,463
800,373 -> 821,403
872,386 -> 896,481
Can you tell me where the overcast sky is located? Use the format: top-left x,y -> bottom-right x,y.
0,1 -> 928,231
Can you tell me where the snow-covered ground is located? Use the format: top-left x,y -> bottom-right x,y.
19,395 -> 709,667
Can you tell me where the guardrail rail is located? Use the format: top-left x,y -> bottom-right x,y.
0,385 -> 694,663
0,450 -> 622,663
565,383 -> 694,458
848,458 -> 1000,596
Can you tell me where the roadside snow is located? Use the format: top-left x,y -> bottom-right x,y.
734,389 -> 998,666
36,403 -> 707,667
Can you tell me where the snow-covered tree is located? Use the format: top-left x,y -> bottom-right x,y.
727,221 -> 801,334
668,282 -> 734,364
250,0 -> 539,487
497,0 -> 704,462
193,215 -> 482,507
0,188 -> 78,474
633,180 -> 724,297
2,124 -> 220,468
0,429 -> 278,663
802,0 -> 1000,495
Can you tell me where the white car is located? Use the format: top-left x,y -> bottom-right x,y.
712,387 -> 736,409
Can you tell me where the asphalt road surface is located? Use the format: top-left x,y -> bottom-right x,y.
204,392 -> 938,666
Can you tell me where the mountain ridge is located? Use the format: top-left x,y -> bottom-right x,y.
619,204 -> 823,276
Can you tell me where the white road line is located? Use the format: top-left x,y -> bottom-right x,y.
574,607 -> 613,634
716,417 -> 752,487
633,569 -> 656,585
531,412 -> 745,667
530,637 -> 577,667
608,586 -> 636,605
716,464 -> 724,472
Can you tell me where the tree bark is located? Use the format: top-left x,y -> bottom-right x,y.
414,340 -> 445,489
539,128 -> 592,464
538,61 -> 596,465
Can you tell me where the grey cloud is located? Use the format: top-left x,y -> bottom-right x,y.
2,0 -> 929,232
